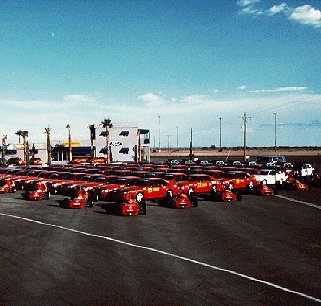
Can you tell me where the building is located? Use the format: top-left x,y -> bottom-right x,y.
96,123 -> 150,162
3,123 -> 150,164
52,122 -> 150,163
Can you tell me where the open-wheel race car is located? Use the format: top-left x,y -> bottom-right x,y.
22,181 -> 51,201
0,178 -> 16,194
211,182 -> 242,202
285,177 -> 310,191
114,191 -> 146,216
256,183 -> 277,196
169,188 -> 199,209
60,187 -> 94,209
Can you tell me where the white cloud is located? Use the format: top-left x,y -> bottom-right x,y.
237,1 -> 321,28
237,0 -> 263,15
269,3 -> 287,15
136,93 -> 166,106
238,85 -> 247,90
289,5 -> 321,28
237,0 -> 260,7
249,86 -> 307,93
1,91 -> 321,147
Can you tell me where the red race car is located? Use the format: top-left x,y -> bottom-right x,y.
97,176 -> 141,201
212,182 -> 242,202
114,178 -> 177,207
256,183 -> 276,196
285,177 -> 310,191
61,187 -> 94,209
0,178 -> 16,194
176,174 -> 217,197
219,171 -> 257,191
23,181 -> 51,201
170,188 -> 199,208
115,191 -> 146,216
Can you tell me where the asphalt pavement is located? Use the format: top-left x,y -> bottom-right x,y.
0,188 -> 320,305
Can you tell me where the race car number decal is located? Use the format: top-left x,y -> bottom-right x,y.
197,182 -> 207,188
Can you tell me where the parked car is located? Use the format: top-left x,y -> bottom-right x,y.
29,157 -> 42,165
7,157 -> 26,166
113,178 -> 177,206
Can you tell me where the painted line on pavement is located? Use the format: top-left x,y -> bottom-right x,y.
0,212 -> 320,304
276,195 -> 321,210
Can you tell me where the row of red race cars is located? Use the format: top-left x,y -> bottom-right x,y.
0,158 -> 315,216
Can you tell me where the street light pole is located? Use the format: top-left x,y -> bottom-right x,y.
273,113 -> 277,152
242,113 -> 251,161
219,117 -> 222,150
66,124 -> 72,162
158,115 -> 161,151
166,135 -> 172,152
189,128 -> 193,161
176,126 -> 178,150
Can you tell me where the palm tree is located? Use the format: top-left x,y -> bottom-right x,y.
15,130 -> 23,144
25,140 -> 30,167
21,131 -> 29,164
100,118 -> 113,164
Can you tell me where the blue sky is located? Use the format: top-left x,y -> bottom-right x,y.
1,0 -> 321,148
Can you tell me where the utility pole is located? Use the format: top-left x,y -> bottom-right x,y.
219,117 -> 222,150
273,113 -> 277,152
66,124 -> 72,162
158,115 -> 161,151
242,113 -> 251,161
189,128 -> 193,161
176,126 -> 178,150
166,135 -> 172,152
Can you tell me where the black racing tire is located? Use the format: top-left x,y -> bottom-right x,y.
23,191 -> 30,200
165,190 -> 174,206
46,191 -> 51,199
87,196 -> 94,207
272,186 -> 278,195
191,195 -> 199,207
93,191 -> 99,202
139,200 -> 147,215
10,187 -> 16,193
210,190 -> 218,201
236,191 -> 242,201
61,198 -> 69,208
